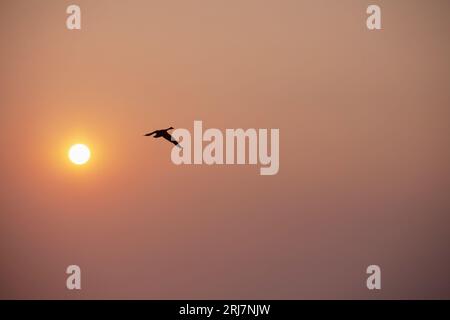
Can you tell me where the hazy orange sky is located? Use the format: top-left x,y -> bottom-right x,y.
1,0 -> 449,299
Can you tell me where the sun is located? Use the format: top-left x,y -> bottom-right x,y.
68,144 -> 91,165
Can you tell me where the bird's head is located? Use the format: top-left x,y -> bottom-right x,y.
169,126 -> 174,130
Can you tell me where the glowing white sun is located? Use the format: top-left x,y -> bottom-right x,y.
68,144 -> 91,165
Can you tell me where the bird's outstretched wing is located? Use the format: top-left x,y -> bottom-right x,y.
144,131 -> 157,136
162,132 -> 181,148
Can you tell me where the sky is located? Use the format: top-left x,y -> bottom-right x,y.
0,0 -> 449,299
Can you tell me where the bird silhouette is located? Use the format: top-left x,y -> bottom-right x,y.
144,127 -> 182,148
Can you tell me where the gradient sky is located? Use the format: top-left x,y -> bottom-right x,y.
1,0 -> 449,299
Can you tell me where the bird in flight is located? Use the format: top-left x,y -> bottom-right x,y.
144,127 -> 181,148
